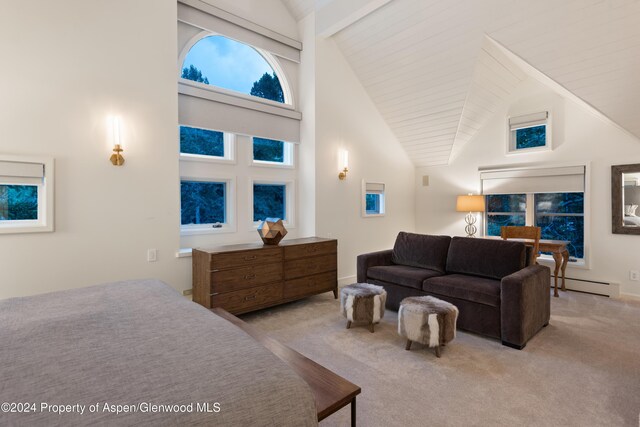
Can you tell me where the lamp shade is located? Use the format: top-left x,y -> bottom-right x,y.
456,195 -> 485,212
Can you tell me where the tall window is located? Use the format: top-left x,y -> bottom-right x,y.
181,35 -> 285,104
177,3 -> 300,243
485,193 -> 584,259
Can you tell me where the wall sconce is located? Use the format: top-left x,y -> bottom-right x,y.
110,116 -> 125,166
338,149 -> 349,180
456,194 -> 485,237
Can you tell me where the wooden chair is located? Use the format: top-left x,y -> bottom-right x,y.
500,226 -> 541,265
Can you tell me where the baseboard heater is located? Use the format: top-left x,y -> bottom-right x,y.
562,277 -> 620,298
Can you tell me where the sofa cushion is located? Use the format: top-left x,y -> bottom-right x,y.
391,232 -> 452,273
446,237 -> 526,280
423,274 -> 501,307
367,265 -> 444,290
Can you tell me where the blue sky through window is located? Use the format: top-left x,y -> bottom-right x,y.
183,36 -> 276,95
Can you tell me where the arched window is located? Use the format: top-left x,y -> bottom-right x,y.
181,35 -> 285,104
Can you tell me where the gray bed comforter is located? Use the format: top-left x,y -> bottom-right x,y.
0,280 -> 317,426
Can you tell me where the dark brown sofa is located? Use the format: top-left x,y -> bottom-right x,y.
357,232 -> 551,349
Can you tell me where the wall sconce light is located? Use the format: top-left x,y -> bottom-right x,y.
110,116 -> 125,166
456,194 -> 485,237
338,149 -> 349,180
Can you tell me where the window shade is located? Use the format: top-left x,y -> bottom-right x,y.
509,112 -> 548,130
481,166 -> 585,195
179,92 -> 300,143
0,160 -> 44,185
178,0 -> 301,63
365,183 -> 385,193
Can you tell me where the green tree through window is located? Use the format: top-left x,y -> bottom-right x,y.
250,73 -> 284,103
181,64 -> 209,84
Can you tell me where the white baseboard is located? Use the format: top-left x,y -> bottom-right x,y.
562,277 -> 619,297
619,292 -> 640,302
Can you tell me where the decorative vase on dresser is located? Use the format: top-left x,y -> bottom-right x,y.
192,237 -> 338,314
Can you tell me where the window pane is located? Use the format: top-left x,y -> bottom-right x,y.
486,194 -> 526,213
182,35 -> 285,103
180,181 -> 225,225
515,125 -> 546,149
253,138 -> 284,163
366,193 -> 381,214
536,215 -> 584,259
486,214 -> 526,236
535,193 -> 584,214
0,185 -> 38,221
180,126 -> 224,157
253,184 -> 286,221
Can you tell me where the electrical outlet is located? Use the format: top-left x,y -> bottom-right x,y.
630,270 -> 640,281
147,248 -> 157,262
182,289 -> 193,296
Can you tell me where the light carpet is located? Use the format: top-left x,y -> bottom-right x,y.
241,290 -> 640,427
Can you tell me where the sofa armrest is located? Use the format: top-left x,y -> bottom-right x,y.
357,249 -> 393,283
500,265 -> 551,349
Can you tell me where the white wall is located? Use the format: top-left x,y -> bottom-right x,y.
0,0 -> 181,299
314,36 -> 416,283
0,0 -> 303,299
416,77 -> 640,297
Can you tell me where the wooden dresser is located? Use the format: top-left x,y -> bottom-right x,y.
192,237 -> 338,314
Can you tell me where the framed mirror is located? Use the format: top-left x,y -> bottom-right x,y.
612,163 -> 640,235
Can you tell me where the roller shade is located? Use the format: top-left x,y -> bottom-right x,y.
509,111 -> 548,130
178,0 -> 301,63
179,92 -> 300,143
365,183 -> 385,193
0,160 -> 44,185
481,166 -> 585,195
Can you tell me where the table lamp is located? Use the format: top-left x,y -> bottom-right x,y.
456,194 -> 485,237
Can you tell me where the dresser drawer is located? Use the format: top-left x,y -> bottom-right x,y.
210,247 -> 282,270
284,253 -> 337,280
211,263 -> 283,293
284,241 -> 337,260
211,283 -> 282,314
284,271 -> 337,299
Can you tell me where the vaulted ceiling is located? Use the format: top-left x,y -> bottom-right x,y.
282,0 -> 640,166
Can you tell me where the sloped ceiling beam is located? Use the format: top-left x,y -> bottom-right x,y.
316,0 -> 393,38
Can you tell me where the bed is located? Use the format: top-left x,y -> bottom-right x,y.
0,280 -> 318,426
623,214 -> 640,226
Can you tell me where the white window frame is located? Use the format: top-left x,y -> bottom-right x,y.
179,126 -> 236,164
249,178 -> 295,230
361,180 -> 386,218
0,155 -> 54,234
250,137 -> 295,169
506,111 -> 552,155
179,175 -> 236,236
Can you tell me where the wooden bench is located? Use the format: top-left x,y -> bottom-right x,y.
212,308 -> 361,426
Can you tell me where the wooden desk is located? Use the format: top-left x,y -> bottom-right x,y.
485,237 -> 569,297
212,308 -> 361,426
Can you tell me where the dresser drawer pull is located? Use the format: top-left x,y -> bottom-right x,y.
243,255 -> 257,261
244,274 -> 256,280
244,295 -> 257,301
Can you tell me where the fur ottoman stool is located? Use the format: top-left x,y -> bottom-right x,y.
398,296 -> 458,357
340,283 -> 387,333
